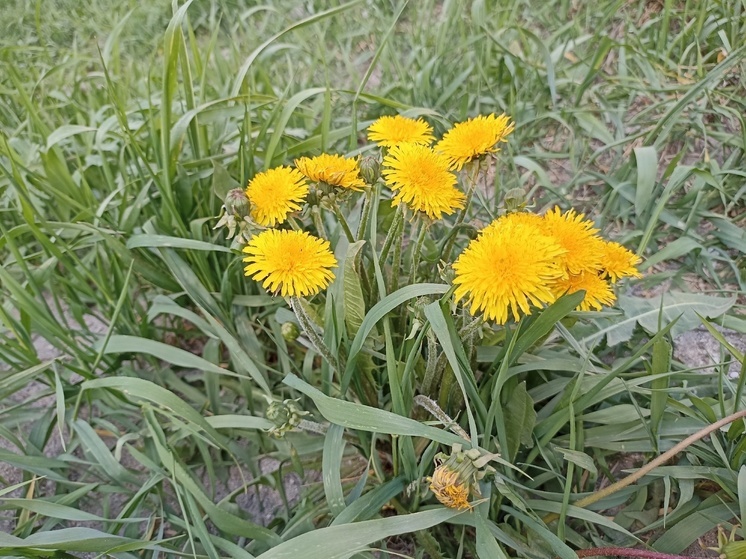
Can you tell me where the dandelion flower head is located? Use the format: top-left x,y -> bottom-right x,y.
601,241 -> 642,282
551,271 -> 616,311
382,143 -> 465,219
435,113 -> 515,171
453,213 -> 566,324
243,229 -> 337,297
294,153 -> 365,191
542,207 -> 605,276
367,115 -> 435,148
428,464 -> 472,510
245,166 -> 308,227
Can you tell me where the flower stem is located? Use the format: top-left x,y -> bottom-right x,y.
442,160 -> 481,262
356,187 -> 374,240
410,218 -> 428,284
544,408 -> 746,523
311,206 -> 327,239
415,394 -> 470,441
390,212 -> 405,292
379,204 -> 404,266
289,296 -> 340,374
333,204 -> 355,244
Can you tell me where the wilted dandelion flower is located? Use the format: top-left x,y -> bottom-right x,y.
245,166 -> 308,227
453,213 -> 565,324
542,207 -> 605,276
600,241 -> 642,282
429,462 -> 472,510
382,143 -> 465,219
435,113 -> 515,171
367,115 -> 435,147
243,229 -> 337,297
294,153 -> 365,191
551,271 -> 616,311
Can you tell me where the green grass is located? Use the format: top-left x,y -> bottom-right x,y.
1,0 -> 745,558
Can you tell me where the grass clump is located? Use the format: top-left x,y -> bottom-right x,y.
0,1 -> 745,558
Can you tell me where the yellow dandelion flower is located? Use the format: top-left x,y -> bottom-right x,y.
601,241 -> 643,282
367,115 -> 435,147
382,143 -> 465,219
428,464 -> 472,510
551,272 -> 616,311
294,153 -> 365,191
435,113 -> 515,171
453,213 -> 566,324
542,207 -> 605,276
245,166 -> 308,227
243,229 -> 337,297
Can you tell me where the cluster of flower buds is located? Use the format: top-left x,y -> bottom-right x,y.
265,398 -> 309,438
214,189 -> 254,245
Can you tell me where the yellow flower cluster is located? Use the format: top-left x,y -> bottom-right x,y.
241,154 -> 365,297
235,112 -> 641,309
453,208 -> 641,324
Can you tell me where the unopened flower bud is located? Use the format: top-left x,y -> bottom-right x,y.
359,156 -> 380,185
282,321 -> 300,342
225,188 -> 251,219
503,187 -> 527,212
266,398 -> 309,438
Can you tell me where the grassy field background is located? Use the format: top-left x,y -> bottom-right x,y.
1,0 -> 745,558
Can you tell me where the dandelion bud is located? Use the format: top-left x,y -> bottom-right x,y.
266,398 -> 308,438
503,187 -> 527,212
281,321 -> 300,342
225,188 -> 251,218
359,156 -> 381,185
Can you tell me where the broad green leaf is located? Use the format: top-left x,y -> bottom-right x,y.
322,423 -> 347,517
505,382 -> 536,460
555,447 -> 597,475
633,146 -> 657,218
587,292 -> 736,346
81,377 -> 226,447
343,240 -> 367,336
284,374 -> 465,446
0,499 -> 145,523
46,125 -> 96,149
640,237 -> 702,270
126,234 -> 233,253
256,507 -> 464,559
653,501 -> 735,553
0,527 -> 155,553
650,339 -> 672,440
205,415 -> 274,431
92,335 -> 238,378
342,283 -> 450,392
212,160 -> 241,200
331,477 -> 406,526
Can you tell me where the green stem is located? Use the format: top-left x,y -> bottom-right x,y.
356,187 -> 374,240
442,160 -> 481,262
333,204 -> 355,243
414,394 -> 470,441
390,212 -> 405,293
289,296 -> 340,374
311,206 -> 328,239
379,204 -> 404,266
421,331 -> 440,396
409,218 -> 428,284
